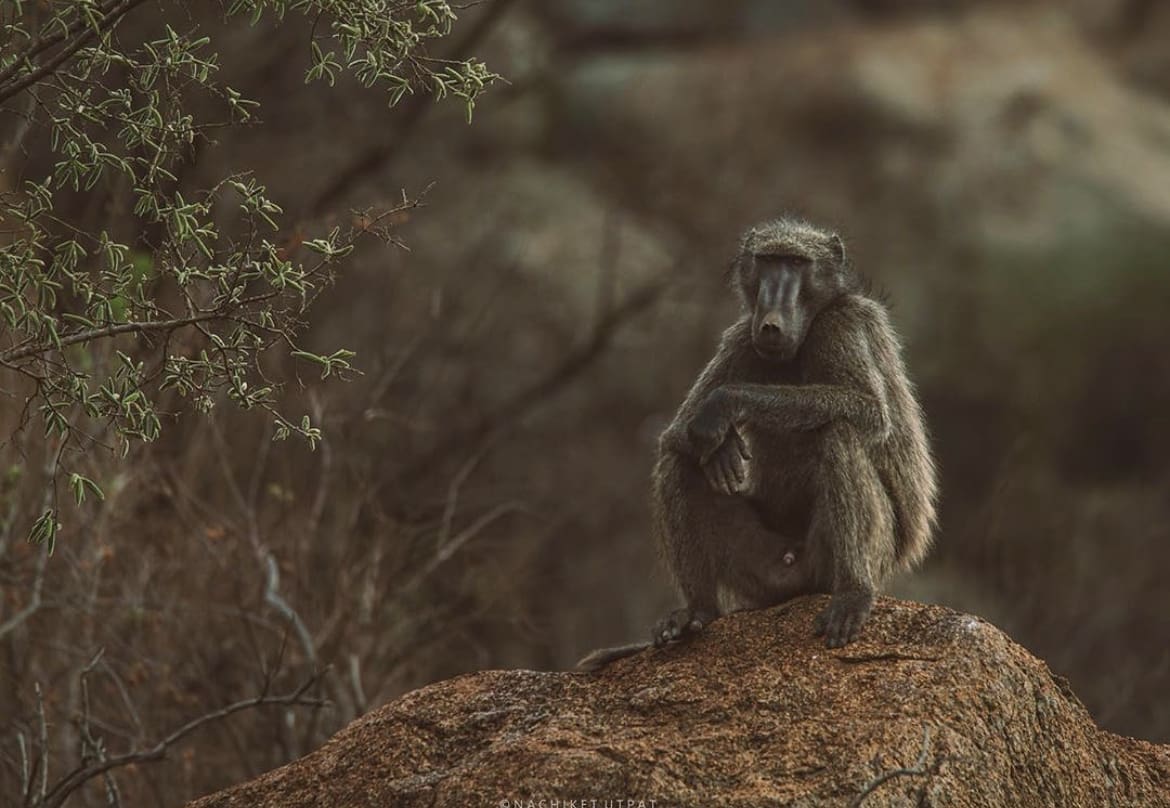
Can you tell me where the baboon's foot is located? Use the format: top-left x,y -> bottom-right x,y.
813,590 -> 874,648
653,606 -> 717,647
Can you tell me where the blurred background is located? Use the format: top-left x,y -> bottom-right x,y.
3,0 -> 1170,803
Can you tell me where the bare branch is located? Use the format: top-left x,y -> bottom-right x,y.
0,539 -> 48,641
206,418 -> 320,670
35,683 -> 48,805
347,653 -> 368,716
399,501 -> 528,596
401,274 -> 669,481
264,553 -> 319,670
305,390 -> 332,536
438,444 -> 491,548
41,674 -> 327,808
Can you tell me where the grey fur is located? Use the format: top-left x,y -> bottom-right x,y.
578,217 -> 937,670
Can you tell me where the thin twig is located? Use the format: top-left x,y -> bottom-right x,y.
0,0 -> 151,106
400,275 -> 668,482
17,732 -> 30,802
76,649 -> 126,808
35,683 -> 48,804
398,501 -> 527,596
363,333 -> 423,417
305,390 -> 332,537
437,444 -> 491,548
849,725 -> 934,808
306,0 -> 522,217
101,659 -> 145,745
208,418 -> 319,671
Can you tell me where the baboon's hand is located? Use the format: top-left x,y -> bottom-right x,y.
687,388 -> 734,460
701,430 -> 751,495
813,590 -> 874,648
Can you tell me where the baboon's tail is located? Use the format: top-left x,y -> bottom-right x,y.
575,642 -> 651,673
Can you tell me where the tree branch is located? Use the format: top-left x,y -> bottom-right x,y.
400,274 -> 668,482
0,0 -> 128,88
42,674 -> 327,808
0,539 -> 48,641
0,0 -> 151,106
0,300 -> 277,364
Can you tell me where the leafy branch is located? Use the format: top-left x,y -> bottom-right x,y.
0,1 -> 497,545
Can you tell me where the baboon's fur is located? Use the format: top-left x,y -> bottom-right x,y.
578,218 -> 936,671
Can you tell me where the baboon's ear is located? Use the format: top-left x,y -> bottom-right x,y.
725,252 -> 743,286
828,234 -> 846,266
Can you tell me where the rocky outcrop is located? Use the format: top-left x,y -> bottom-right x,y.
189,597 -> 1170,807
557,5 -> 1170,260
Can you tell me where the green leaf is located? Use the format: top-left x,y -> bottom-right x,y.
69,472 -> 105,505
28,509 -> 60,555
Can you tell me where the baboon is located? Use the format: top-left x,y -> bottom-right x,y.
578,218 -> 937,671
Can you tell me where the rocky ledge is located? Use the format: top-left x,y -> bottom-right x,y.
190,597 -> 1169,807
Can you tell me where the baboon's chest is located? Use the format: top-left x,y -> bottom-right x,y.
738,356 -> 820,526
741,355 -> 803,386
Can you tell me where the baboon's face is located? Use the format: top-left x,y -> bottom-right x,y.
747,252 -> 839,362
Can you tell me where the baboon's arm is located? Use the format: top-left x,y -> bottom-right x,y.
709,316 -> 891,441
720,381 -> 889,440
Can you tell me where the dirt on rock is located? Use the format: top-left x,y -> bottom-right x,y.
188,597 -> 1170,807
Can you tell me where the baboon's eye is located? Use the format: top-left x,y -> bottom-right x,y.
803,264 -> 829,293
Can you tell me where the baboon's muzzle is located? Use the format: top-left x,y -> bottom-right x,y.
752,267 -> 802,361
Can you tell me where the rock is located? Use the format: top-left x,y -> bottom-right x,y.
188,597 -> 1170,807
556,6 -> 1170,257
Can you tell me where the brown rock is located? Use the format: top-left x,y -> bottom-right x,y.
559,7 -> 1170,256
188,598 -> 1170,807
